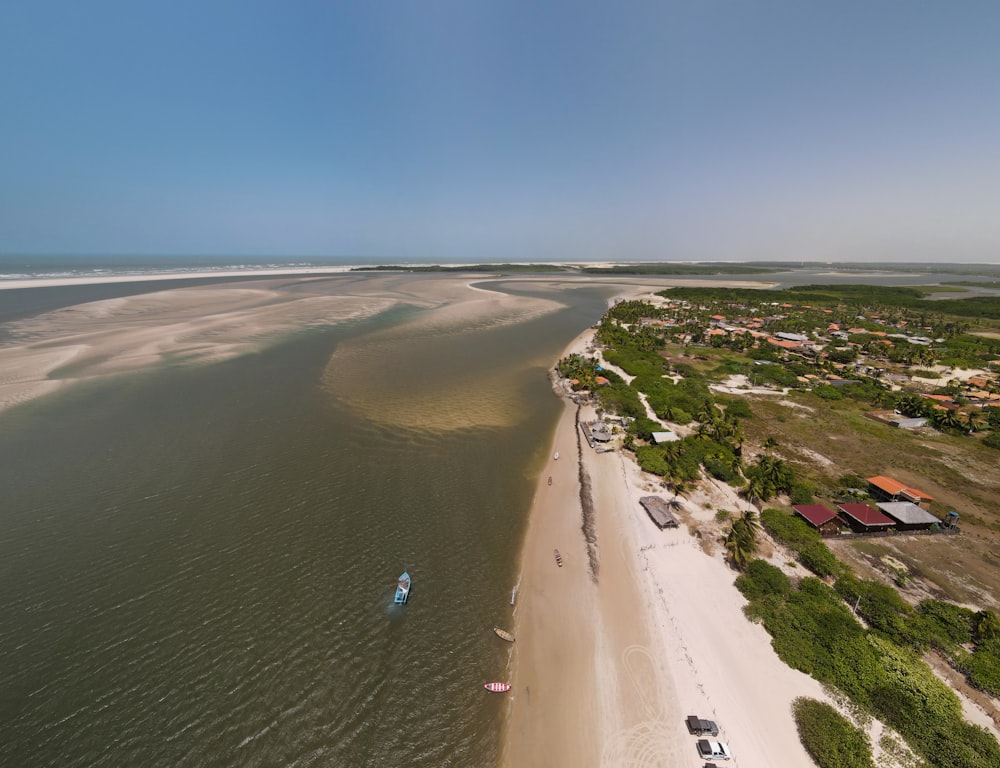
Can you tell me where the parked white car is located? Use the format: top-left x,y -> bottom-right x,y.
696,739 -> 731,760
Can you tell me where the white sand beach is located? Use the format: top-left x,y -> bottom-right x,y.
502,328 -> 829,768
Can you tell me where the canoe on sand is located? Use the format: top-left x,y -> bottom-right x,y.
493,627 -> 515,642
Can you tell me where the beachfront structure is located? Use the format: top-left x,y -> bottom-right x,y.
639,496 -> 680,529
836,503 -> 895,534
865,411 -> 929,429
651,431 -> 680,443
877,502 -> 940,532
867,475 -> 935,509
591,422 -> 613,442
793,504 -> 848,536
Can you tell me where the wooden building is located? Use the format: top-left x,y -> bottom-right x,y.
793,504 -> 848,536
836,503 -> 895,534
639,496 -> 680,529
867,476 -> 934,509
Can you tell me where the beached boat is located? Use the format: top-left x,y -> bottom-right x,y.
493,626 -> 515,642
484,682 -> 511,693
553,451 -> 559,460
510,587 -> 516,606
394,571 -> 411,604
553,549 -> 563,567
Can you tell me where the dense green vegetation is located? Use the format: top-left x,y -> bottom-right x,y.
659,283 -> 1000,320
792,698 -> 874,768
579,263 -> 777,275
736,563 -> 1000,768
760,508 -> 844,578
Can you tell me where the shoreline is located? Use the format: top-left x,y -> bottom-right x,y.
502,326 -> 829,768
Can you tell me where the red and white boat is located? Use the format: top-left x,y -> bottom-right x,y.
484,682 -> 511,693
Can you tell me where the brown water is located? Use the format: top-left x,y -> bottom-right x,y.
0,276 -> 613,767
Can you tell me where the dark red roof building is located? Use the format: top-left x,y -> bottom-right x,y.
836,503 -> 895,533
793,505 -> 848,536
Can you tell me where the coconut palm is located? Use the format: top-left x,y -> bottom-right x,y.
740,509 -> 760,538
932,408 -> 963,432
743,473 -> 772,507
960,411 -> 985,433
725,517 -> 758,570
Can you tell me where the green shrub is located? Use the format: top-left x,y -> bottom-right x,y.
792,698 -> 874,768
760,507 -> 821,551
704,456 -> 740,483
634,445 -> 670,476
735,558 -> 791,601
917,600 -> 974,648
961,639 -> 1000,697
813,384 -> 844,400
629,416 -> 662,442
800,541 -> 842,578
790,480 -> 816,504
722,398 -> 754,419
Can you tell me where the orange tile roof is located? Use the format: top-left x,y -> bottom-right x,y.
867,475 -> 933,501
767,338 -> 802,349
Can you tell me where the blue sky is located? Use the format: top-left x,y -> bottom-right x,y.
2,1 -> 998,263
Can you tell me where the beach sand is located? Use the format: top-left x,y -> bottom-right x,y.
502,328 -> 829,768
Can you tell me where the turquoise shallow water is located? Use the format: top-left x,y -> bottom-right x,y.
0,276 -> 612,767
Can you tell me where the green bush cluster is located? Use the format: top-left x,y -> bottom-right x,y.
792,698 -> 874,768
601,346 -> 668,378
595,378 -> 645,420
736,563 -> 1000,768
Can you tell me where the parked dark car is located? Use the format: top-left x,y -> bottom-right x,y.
686,715 -> 719,736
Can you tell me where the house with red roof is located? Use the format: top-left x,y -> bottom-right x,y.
836,503 -> 895,533
793,505 -> 848,536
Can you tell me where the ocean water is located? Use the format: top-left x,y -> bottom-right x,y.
0,275 -> 613,767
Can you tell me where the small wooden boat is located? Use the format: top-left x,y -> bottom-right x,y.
493,626 -> 515,642
553,549 -> 563,567
484,682 -> 511,693
547,475 -> 552,486
394,571 -> 411,604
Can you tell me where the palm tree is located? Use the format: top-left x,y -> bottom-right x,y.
743,474 -> 772,508
728,453 -> 745,480
960,411 -> 985,433
740,509 -> 760,538
933,408 -> 963,432
762,437 -> 779,453
725,517 -> 758,570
